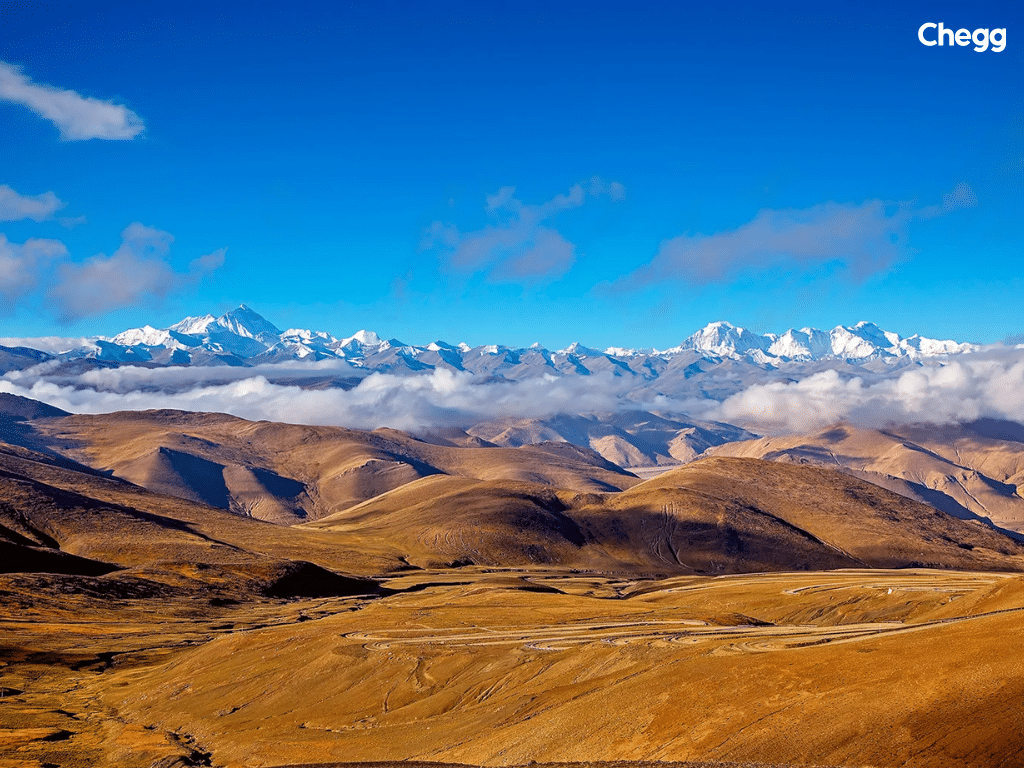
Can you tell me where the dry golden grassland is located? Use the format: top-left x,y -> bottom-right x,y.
3,568 -> 1024,767
2,403 -> 1024,767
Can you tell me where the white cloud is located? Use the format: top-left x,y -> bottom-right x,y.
20,358 -> 365,392
425,177 -> 625,284
0,366 -> 636,433
4,341 -> 1023,439
0,184 -> 65,221
621,185 -> 977,288
48,223 -> 225,321
919,182 -> 978,219
0,233 -> 67,307
17,353 -> 1023,438
705,352 -> 1024,434
0,336 -> 95,354
189,247 -> 227,274
0,61 -> 144,141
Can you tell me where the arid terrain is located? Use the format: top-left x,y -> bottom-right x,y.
3,395 -> 1024,767
28,405 -> 640,525
708,420 -> 1024,535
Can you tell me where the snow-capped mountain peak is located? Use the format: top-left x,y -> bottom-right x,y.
829,323 -> 896,359
767,328 -> 831,359
213,304 -> 282,342
427,341 -> 458,352
560,342 -> 601,356
168,314 -> 218,335
110,325 -> 171,347
676,321 -> 773,358
31,307 -> 984,379
280,328 -> 334,343
340,330 -> 382,347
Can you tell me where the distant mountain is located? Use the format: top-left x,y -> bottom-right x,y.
0,308 -> 995,462
4,305 -> 982,377
667,319 -> 976,361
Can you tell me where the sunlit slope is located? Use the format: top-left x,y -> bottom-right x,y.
309,457 -> 1024,574
638,457 -> 1024,569
4,399 -> 1024,767
0,440 -> 401,587
464,410 -> 754,466
33,409 -> 640,523
307,476 -> 599,569
105,570 -> 1024,768
708,421 -> 1024,533
8,410 -> 1022,585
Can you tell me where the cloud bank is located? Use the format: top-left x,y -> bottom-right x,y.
4,348 -> 1024,438
4,358 -> 365,393
700,352 -> 1024,434
0,366 -> 635,433
425,177 -> 625,284
0,336 -> 96,354
0,61 -> 144,140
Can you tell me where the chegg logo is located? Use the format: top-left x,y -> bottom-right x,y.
918,23 -> 1006,52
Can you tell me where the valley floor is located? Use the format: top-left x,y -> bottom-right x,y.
2,567 -> 1023,768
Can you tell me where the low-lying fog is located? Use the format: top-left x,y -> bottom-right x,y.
2,347 -> 1023,435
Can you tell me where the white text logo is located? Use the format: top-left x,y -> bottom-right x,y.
919,23 -> 1006,52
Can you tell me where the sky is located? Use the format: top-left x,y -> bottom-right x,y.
1,0 -> 1021,350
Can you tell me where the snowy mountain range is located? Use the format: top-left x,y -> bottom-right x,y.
1,305 -> 982,379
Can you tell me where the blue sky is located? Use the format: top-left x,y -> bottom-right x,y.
0,0 -> 1021,348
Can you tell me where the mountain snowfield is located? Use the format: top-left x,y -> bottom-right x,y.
14,304 -> 980,373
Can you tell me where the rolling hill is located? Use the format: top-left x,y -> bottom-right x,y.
308,457 -> 1024,574
708,421 -> 1024,535
4,395 -> 1024,767
23,406 -> 640,523
462,411 -> 754,467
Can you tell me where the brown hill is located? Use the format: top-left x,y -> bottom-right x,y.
26,408 -> 640,524
0,440 -> 400,593
7,409 -> 1020,585
639,457 -> 1023,570
309,457 -> 1024,574
707,421 -> 1024,535
5,397 -> 1022,576
4,401 -> 1024,766
308,476 -> 595,569
465,410 -> 754,467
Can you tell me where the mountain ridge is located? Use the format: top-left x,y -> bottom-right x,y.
4,305 -> 985,374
